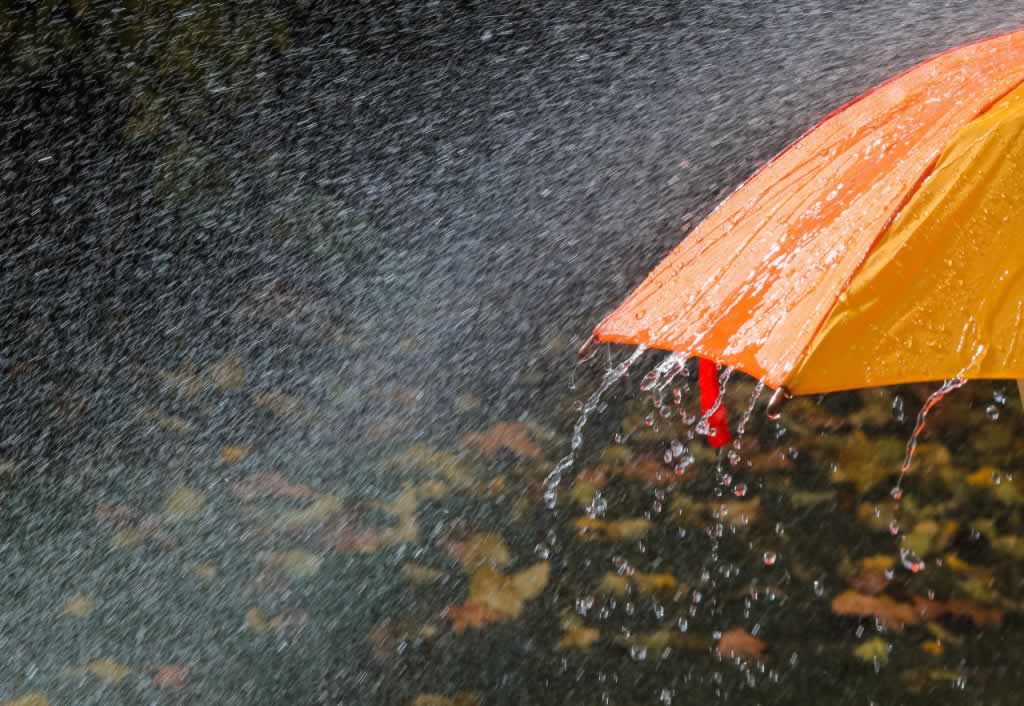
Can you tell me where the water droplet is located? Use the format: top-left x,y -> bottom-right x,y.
659,688 -> 673,705
663,449 -> 674,464
986,404 -> 1000,421
889,486 -> 903,501
641,372 -> 658,391
644,414 -> 655,428
888,520 -> 901,536
630,645 -> 648,661
900,547 -> 925,573
733,483 -> 748,497
994,389 -> 1008,405
763,551 -> 777,566
727,449 -> 741,466
576,596 -> 594,615
670,440 -> 684,457
634,310 -> 646,320
892,395 -> 905,422
535,543 -> 551,559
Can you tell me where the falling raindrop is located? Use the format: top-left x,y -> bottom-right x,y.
763,551 -> 777,566
630,645 -> 648,661
889,486 -> 903,501
892,395 -> 905,422
733,483 -> 748,497
994,389 -> 1008,405
986,404 -> 1000,420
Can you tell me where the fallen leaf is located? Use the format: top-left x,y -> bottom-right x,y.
717,629 -> 766,660
920,640 -> 944,656
853,637 -> 891,664
619,458 -> 677,487
444,603 -> 507,633
221,446 -> 250,464
832,591 -> 919,630
268,550 -> 323,579
831,432 -> 905,494
632,572 -> 680,594
84,658 -> 132,685
462,422 -> 542,460
454,394 -> 482,413
63,593 -> 95,618
0,693 -> 49,706
208,355 -> 245,390
597,573 -> 630,596
789,490 -> 836,508
245,607 -> 270,633
617,629 -> 710,653
711,498 -> 761,528
861,555 -> 897,572
254,391 -> 303,417
401,563 -> 445,585
191,562 -> 218,579
152,665 -> 189,689
277,495 -> 343,529
748,450 -> 793,473
848,570 -> 890,596
458,533 -> 512,570
390,446 -> 477,488
558,615 -> 600,650
159,363 -> 204,399
231,473 -> 314,501
910,596 -> 1003,627
163,485 -> 206,520
573,517 -> 652,542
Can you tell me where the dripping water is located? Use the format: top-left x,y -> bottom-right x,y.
544,345 -> 648,508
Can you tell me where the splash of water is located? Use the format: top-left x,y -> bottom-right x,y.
895,344 -> 986,491
544,345 -> 648,509
736,380 -> 766,438
695,365 -> 733,439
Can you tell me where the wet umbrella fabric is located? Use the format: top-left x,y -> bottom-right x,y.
593,29 -> 1024,410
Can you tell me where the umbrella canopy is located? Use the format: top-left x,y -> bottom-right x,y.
592,29 -> 1024,396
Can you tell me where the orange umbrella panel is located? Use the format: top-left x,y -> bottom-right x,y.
593,29 -> 1024,395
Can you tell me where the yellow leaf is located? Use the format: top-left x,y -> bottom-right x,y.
277,495 -> 342,529
111,528 -> 148,549
401,563 -> 445,585
861,555 -> 896,572
207,355 -> 245,390
596,573 -> 630,596
63,593 -> 95,618
163,485 -> 206,520
220,446 -> 250,463
192,562 -> 218,579
967,467 -> 998,488
573,517 -> 652,542
459,533 -> 512,571
509,561 -> 550,600
558,615 -> 600,650
633,572 -> 678,594
466,562 -> 550,619
84,658 -> 132,685
1,693 -> 49,706
853,637 -> 891,664
245,607 -> 270,634
921,640 -> 944,655
268,550 -> 322,579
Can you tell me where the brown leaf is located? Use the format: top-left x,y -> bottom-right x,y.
462,422 -> 542,460
847,570 -> 890,596
748,450 -> 793,473
152,665 -> 189,690
910,596 -> 1003,627
231,472 -> 314,501
717,628 -> 767,660
573,517 -> 653,542
207,355 -> 245,390
444,603 -> 507,633
220,446 -> 250,464
163,485 -> 206,520
619,458 -> 678,487
254,391 -> 303,417
832,591 -> 920,630
401,563 -> 445,585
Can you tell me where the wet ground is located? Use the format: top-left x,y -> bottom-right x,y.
3,2 -> 1024,705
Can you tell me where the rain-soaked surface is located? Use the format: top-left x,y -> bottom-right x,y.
3,3 -> 1024,705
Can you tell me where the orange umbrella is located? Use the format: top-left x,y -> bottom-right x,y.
588,29 -> 1024,440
